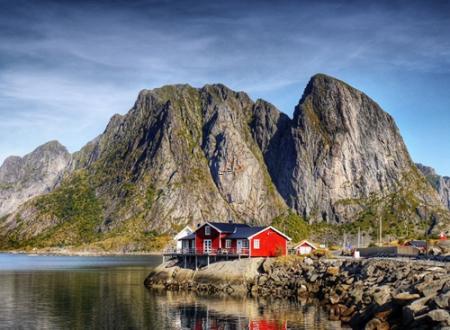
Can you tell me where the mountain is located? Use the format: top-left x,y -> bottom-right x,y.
416,163 -> 450,210
0,141 -> 70,218
0,75 -> 448,251
254,74 -> 448,237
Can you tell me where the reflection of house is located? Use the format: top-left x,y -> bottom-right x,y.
249,319 -> 287,330
294,240 -> 317,255
178,221 -> 291,257
174,226 -> 193,250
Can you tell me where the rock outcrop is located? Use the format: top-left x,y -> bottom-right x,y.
255,75 -> 445,227
417,163 -> 450,210
0,74 -> 449,249
0,141 -> 70,217
145,257 -> 450,329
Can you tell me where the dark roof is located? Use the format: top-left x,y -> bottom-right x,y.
179,233 -> 196,240
227,226 -> 266,239
406,240 -> 427,248
208,222 -> 250,233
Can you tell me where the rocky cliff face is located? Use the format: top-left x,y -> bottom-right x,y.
0,141 -> 70,218
253,74 -> 448,235
417,163 -> 450,210
0,74 -> 448,250
0,84 -> 286,249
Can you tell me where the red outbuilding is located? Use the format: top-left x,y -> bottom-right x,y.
179,221 -> 291,257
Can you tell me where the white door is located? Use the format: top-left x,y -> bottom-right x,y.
300,246 -> 311,255
237,240 -> 243,253
203,239 -> 212,253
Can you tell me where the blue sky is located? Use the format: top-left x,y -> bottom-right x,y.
1,0 -> 450,174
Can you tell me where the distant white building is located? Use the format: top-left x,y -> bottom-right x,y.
294,240 -> 318,255
174,226 -> 193,250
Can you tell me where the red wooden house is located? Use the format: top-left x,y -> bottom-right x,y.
179,221 -> 291,257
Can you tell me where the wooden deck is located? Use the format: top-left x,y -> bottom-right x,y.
163,247 -> 250,258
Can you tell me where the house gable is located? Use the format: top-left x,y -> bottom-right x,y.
249,227 -> 289,257
294,240 -> 317,250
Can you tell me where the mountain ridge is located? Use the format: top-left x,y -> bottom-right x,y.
1,74 -> 448,251
0,140 -> 70,218
417,163 -> 450,210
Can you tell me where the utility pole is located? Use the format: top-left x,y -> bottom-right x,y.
358,227 -> 361,248
379,217 -> 382,246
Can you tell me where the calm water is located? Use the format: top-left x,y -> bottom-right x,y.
0,254 -> 346,329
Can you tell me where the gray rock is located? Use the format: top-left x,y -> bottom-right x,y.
426,309 -> 450,325
2,75 -> 449,247
364,318 -> 389,330
257,74 -> 448,227
303,257 -> 314,266
434,291 -> 450,309
417,163 -> 450,211
373,286 -> 392,306
416,277 -> 447,297
403,296 -> 432,324
393,292 -> 421,305
0,141 -> 70,218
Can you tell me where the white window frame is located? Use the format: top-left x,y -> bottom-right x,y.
253,239 -> 260,249
205,225 -> 211,236
225,239 -> 231,248
203,239 -> 212,253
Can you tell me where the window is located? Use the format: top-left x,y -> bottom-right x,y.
225,239 -> 231,248
242,239 -> 249,248
205,225 -> 210,236
253,239 -> 260,249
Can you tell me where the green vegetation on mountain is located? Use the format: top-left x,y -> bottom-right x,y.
1,75 -> 449,251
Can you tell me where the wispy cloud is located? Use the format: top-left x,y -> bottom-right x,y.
0,0 -> 450,173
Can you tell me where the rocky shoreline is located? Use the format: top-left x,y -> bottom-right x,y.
144,257 -> 450,329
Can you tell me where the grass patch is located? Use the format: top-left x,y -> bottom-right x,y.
272,211 -> 310,243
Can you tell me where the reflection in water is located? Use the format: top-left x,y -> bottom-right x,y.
152,291 -> 347,329
0,254 -> 347,329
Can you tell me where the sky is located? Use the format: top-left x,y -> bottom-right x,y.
0,0 -> 450,174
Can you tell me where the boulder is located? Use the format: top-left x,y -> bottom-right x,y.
327,266 -> 340,276
364,318 -> 390,330
373,286 -> 392,306
434,291 -> 450,309
258,275 -> 268,285
304,257 -> 314,266
329,293 -> 340,304
262,258 -> 274,274
403,296 -> 431,325
309,273 -> 319,282
393,292 -> 421,305
426,309 -> 450,325
416,277 -> 447,297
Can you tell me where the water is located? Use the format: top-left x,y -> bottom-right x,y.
0,254 -> 346,329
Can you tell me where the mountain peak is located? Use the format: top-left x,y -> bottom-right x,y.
0,140 -> 71,217
33,140 -> 68,154
1,76 -> 449,249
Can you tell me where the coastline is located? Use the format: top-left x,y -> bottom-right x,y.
145,256 -> 450,328
0,248 -> 162,257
